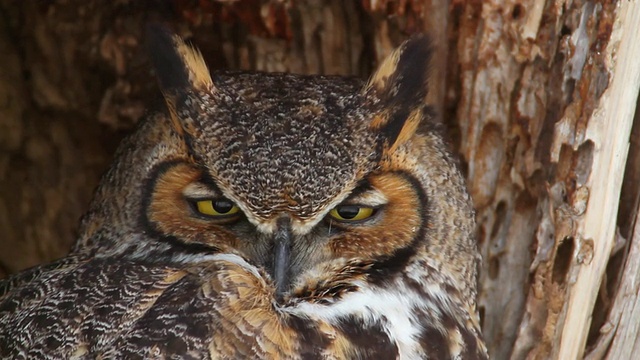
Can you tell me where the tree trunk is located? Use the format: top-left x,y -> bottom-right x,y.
0,1 -> 638,358
447,1 -> 640,358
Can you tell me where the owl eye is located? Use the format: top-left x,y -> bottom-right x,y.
194,199 -> 240,217
329,205 -> 376,222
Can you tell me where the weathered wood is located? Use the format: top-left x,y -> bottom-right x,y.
584,200 -> 640,359
557,2 -> 640,358
447,0 -> 640,358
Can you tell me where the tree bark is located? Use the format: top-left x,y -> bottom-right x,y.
0,1 -> 638,358
447,0 -> 640,358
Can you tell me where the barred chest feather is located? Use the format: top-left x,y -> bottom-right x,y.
283,263 -> 487,359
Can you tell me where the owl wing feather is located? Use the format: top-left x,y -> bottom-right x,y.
0,255 -> 345,359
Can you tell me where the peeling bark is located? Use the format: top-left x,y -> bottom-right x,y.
447,0 -> 640,358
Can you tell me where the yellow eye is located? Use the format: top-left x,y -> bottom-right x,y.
195,199 -> 240,217
329,205 -> 376,222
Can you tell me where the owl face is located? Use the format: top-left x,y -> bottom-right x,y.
145,154 -> 426,297
131,28 -> 440,298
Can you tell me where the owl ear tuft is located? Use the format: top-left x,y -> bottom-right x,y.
146,24 -> 213,93
146,24 -> 213,137
365,35 -> 432,152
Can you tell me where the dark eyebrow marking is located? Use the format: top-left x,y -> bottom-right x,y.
345,178 -> 375,199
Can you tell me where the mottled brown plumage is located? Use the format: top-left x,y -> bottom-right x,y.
0,27 -> 488,359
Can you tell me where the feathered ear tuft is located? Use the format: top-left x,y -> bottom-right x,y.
146,24 -> 214,137
146,24 -> 213,92
364,35 -> 432,153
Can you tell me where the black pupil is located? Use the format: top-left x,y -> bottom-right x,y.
337,205 -> 361,219
213,200 -> 234,213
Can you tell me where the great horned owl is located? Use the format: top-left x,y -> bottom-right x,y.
0,27 -> 487,359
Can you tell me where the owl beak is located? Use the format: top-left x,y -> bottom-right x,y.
272,218 -> 292,299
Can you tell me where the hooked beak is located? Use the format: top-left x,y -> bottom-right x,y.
272,218 -> 292,299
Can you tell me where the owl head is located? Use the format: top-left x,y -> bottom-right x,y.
75,27 -> 479,309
